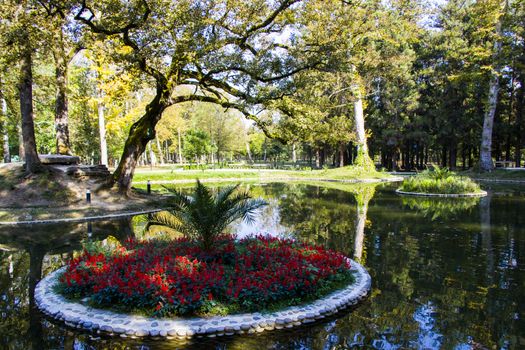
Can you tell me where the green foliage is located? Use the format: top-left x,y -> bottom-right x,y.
400,168 -> 483,194
402,196 -> 480,220
353,147 -> 375,170
420,165 -> 453,180
148,180 -> 267,249
182,130 -> 212,164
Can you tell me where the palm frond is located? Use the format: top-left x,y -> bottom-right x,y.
148,181 -> 267,249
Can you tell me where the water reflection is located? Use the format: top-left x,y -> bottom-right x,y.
0,218 -> 134,349
0,182 -> 524,349
401,196 -> 480,221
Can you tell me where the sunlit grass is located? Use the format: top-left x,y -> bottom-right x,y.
400,168 -> 483,194
133,165 -> 391,183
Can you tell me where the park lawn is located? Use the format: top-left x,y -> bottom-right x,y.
462,169 -> 525,181
132,165 -> 392,184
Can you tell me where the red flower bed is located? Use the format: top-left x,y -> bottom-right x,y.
58,236 -> 353,317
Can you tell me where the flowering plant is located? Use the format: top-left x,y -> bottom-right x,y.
58,236 -> 353,317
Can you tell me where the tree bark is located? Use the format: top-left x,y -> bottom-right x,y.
339,142 -> 345,167
354,89 -> 368,153
52,32 -> 71,155
19,39 -> 41,173
292,143 -> 297,163
18,122 -> 24,162
111,85 -> 169,193
1,88 -> 10,163
177,127 -> 183,164
97,89 -> 108,166
246,140 -> 253,163
480,6 -> 504,171
155,137 -> 165,165
148,141 -> 156,166
515,82 -> 523,167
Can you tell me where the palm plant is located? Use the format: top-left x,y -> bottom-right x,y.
421,165 -> 453,180
147,180 -> 267,250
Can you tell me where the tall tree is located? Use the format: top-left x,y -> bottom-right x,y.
480,1 -> 507,171
1,0 -> 44,172
49,16 -> 83,155
0,79 -> 10,163
62,0 -> 328,193
18,29 -> 41,172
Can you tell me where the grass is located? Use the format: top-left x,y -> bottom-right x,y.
462,168 -> 525,181
399,167 -> 483,194
132,165 -> 392,184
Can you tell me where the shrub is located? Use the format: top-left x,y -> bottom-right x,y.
148,180 -> 267,250
399,167 -> 482,194
57,236 -> 354,317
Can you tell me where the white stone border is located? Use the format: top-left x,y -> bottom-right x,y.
35,259 -> 371,339
395,188 -> 487,198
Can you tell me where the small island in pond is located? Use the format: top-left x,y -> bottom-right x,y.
397,167 -> 487,197
57,235 -> 354,317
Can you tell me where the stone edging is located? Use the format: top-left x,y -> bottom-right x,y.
395,188 -> 488,198
35,259 -> 371,339
134,176 -> 404,185
0,209 -> 163,226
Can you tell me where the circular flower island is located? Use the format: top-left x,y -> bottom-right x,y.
396,167 -> 487,198
36,236 -> 371,339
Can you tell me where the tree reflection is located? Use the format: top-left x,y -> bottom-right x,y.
0,217 -> 135,349
401,196 -> 480,220
0,183 -> 524,349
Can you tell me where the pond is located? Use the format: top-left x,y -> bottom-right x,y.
1,182 -> 524,349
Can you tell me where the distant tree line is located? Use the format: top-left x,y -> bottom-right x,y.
0,0 -> 523,192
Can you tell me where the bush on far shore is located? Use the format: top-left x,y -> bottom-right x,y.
400,166 -> 483,194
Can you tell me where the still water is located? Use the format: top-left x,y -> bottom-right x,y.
0,182 -> 524,349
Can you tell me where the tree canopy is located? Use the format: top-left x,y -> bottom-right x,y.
0,0 -> 523,191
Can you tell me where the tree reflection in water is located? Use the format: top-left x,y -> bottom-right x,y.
0,183 -> 524,349
0,218 -> 134,349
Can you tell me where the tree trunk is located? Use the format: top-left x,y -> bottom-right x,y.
177,127 -> 183,164
19,40 -> 41,173
449,144 -> 457,169
480,6 -> 504,171
18,122 -> 24,162
339,142 -> 345,167
148,141 -> 156,166
315,148 -> 320,168
52,34 -> 71,155
354,89 -> 368,153
292,143 -> 297,163
97,89 -> 108,166
515,83 -> 523,167
246,140 -> 253,163
1,89 -> 10,163
111,86 -> 168,193
155,137 -> 165,165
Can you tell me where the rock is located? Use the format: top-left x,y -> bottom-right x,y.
135,329 -> 148,337
65,165 -> 110,178
40,154 -> 80,165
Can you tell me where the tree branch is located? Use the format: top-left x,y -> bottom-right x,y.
172,94 -> 285,143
